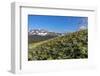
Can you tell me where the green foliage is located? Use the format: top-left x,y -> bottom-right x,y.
28,29 -> 88,61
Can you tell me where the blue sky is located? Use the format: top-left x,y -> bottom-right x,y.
28,15 -> 88,33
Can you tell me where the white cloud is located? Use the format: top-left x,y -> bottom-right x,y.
79,25 -> 87,30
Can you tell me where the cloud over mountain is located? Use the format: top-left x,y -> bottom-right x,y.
79,25 -> 87,30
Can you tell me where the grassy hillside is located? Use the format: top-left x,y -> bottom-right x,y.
28,29 -> 88,61
28,35 -> 58,44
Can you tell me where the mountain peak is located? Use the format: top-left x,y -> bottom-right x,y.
29,29 -> 48,36
28,29 -> 63,36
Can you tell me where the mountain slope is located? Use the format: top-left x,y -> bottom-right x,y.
28,29 -> 62,43
28,29 -> 88,60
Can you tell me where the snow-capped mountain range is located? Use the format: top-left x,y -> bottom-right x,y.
28,26 -> 87,36
28,29 -> 63,36
29,29 -> 48,36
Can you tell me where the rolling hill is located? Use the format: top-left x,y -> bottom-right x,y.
28,29 -> 88,61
